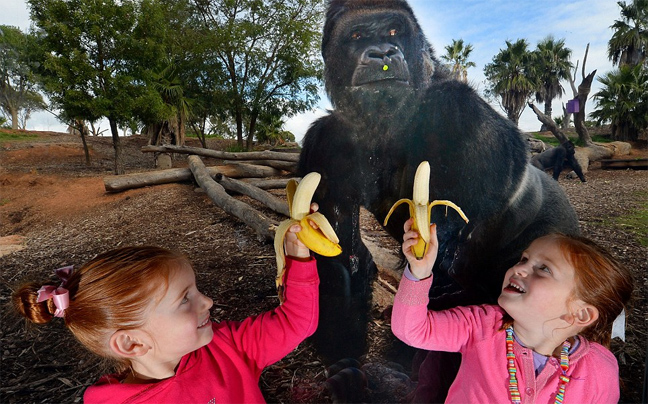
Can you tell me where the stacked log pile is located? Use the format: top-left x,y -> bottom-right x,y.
103,145 -> 299,241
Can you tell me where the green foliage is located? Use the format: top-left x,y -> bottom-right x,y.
591,65 -> 648,141
29,0 -> 162,125
533,36 -> 572,121
192,0 -> 324,149
441,39 -> 476,82
0,25 -> 45,129
608,0 -> 648,67
484,39 -> 538,124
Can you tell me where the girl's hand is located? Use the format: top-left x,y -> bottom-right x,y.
284,203 -> 319,259
402,218 -> 438,280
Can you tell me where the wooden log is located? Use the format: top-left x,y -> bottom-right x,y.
239,159 -> 297,173
188,156 -> 275,241
527,102 -> 570,144
241,178 -> 296,190
103,163 -> 282,193
141,144 -> 299,162
215,173 -> 290,217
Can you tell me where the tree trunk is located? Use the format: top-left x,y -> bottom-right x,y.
178,113 -> 186,146
541,99 -> 553,131
242,178 -> 295,190
238,159 -> 297,173
573,70 -> 596,147
109,118 -> 124,175
235,109 -> 244,149
568,44 -> 595,146
75,119 -> 91,166
141,144 -> 299,162
103,163 -> 283,192
188,156 -> 275,242
245,111 -> 258,151
528,103 -> 569,144
10,107 -> 18,130
561,104 -> 572,130
214,173 -> 290,216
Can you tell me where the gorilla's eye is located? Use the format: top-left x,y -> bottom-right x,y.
351,32 -> 362,40
388,28 -> 398,36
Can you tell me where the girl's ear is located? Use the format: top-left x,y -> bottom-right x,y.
572,302 -> 599,328
109,330 -> 151,358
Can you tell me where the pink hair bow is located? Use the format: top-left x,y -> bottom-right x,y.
37,265 -> 73,318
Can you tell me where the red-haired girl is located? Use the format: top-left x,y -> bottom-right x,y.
392,219 -> 633,404
13,224 -> 319,403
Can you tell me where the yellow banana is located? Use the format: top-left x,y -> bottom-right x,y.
383,161 -> 469,259
274,172 -> 342,301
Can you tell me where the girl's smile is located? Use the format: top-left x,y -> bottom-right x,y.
138,263 -> 214,374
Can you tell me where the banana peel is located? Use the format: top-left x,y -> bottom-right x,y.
384,161 -> 469,259
274,172 -> 342,302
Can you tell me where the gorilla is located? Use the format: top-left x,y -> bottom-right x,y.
298,0 -> 580,373
531,141 -> 587,182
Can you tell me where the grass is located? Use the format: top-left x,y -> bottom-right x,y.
225,144 -> 248,152
531,132 -> 614,148
0,130 -> 40,142
606,191 -> 648,246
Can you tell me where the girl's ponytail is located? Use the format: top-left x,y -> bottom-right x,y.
13,265 -> 73,324
13,281 -> 60,324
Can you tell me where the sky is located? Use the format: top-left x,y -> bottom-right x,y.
1,0 -> 622,141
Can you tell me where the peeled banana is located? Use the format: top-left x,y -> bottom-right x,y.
274,172 -> 342,301
383,161 -> 469,259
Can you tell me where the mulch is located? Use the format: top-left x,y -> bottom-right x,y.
1,131 -> 646,403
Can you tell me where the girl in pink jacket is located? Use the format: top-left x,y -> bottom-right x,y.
392,219 -> 633,404
13,223 -> 319,403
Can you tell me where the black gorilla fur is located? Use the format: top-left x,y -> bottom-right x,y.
299,0 -> 580,363
531,141 -> 587,182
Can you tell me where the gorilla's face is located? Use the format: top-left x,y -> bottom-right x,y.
323,7 -> 435,120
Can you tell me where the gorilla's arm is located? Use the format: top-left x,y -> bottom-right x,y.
401,80 -> 579,301
564,141 -> 587,182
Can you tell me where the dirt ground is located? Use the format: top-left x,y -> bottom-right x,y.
1,130 -> 646,403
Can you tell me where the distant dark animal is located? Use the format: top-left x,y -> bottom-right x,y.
531,141 -> 587,182
299,0 -> 580,388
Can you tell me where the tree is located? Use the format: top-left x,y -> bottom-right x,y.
608,0 -> 648,67
484,39 -> 537,125
28,0 -> 158,174
0,25 -> 44,130
147,62 -> 193,147
533,36 -> 573,131
441,39 -> 476,82
591,64 -> 648,141
192,0 -> 323,150
565,44 -> 597,146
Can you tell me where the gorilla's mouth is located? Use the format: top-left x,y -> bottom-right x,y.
351,63 -> 410,87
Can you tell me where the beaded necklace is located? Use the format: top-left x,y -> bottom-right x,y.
505,326 -> 571,404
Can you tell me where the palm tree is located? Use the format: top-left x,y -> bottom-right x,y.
533,36 -> 573,130
441,39 -> 477,82
591,64 -> 648,141
484,39 -> 538,125
608,0 -> 648,67
149,62 -> 193,147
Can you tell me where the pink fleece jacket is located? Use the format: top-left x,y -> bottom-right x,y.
391,274 -> 620,404
84,257 -> 319,404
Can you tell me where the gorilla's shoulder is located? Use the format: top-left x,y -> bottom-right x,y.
423,79 -> 484,108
